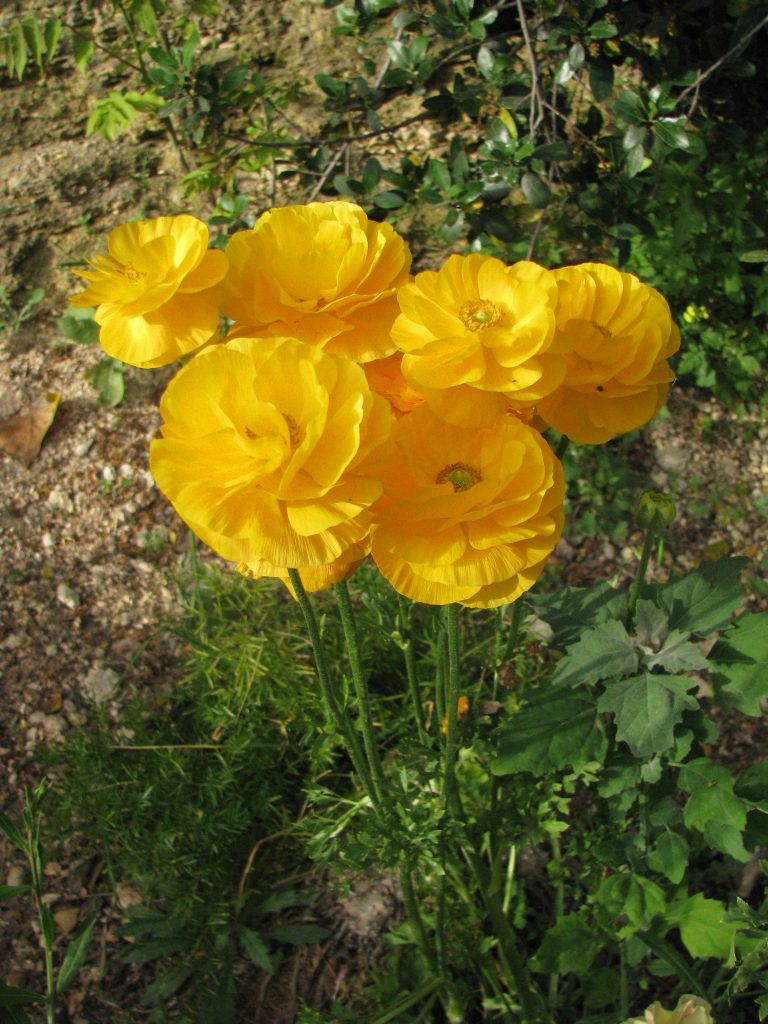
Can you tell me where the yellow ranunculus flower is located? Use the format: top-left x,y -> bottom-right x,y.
370,405 -> 564,607
392,254 -> 566,427
150,336 -> 392,569
70,215 -> 227,368
536,262 -> 680,444
236,536 -> 370,596
220,201 -> 412,362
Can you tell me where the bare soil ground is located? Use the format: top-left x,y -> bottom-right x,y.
1,3 -> 766,1021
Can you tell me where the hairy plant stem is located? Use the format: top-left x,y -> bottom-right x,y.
444,604 -> 547,1023
547,833 -> 565,1013
554,435 -> 570,461
396,593 -> 428,744
335,580 -> 385,804
627,527 -> 656,622
288,569 -> 377,807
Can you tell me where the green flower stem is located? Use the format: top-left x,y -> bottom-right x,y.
25,810 -> 55,1024
627,527 -> 657,621
334,580 -> 386,804
396,593 -> 428,744
547,833 -> 565,1013
288,569 -> 377,808
443,604 -> 462,807
503,599 -> 525,665
435,625 -> 448,730
400,867 -> 438,973
554,435 -> 570,461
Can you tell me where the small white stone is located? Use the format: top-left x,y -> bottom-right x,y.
74,436 -> 94,456
101,466 -> 116,483
118,463 -> 134,479
56,583 -> 79,610
81,666 -> 119,705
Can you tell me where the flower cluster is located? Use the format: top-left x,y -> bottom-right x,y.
71,202 -> 679,606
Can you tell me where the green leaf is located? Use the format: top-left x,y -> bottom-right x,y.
655,557 -> 747,636
520,172 -> 550,209
710,612 -> 768,716
530,141 -> 573,162
595,873 -> 666,937
0,886 -> 31,901
40,904 -> 54,951
139,963 -> 194,1007
597,673 -> 699,758
647,831 -> 689,884
734,760 -> 768,809
492,689 -> 606,775
644,630 -> 709,673
43,18 -> 62,61
425,157 -> 451,191
665,893 -> 743,959
57,307 -> 100,345
315,72 -> 346,98
552,619 -> 638,688
122,936 -> 189,964
614,89 -> 647,125
361,157 -> 381,192
10,21 -> 27,80
738,249 -> 768,263
533,581 -> 627,647
72,33 -> 94,74
373,190 -> 405,210
588,20 -> 618,40
266,923 -> 329,945
22,16 -> 45,73
589,58 -> 614,101
679,759 -> 749,861
625,143 -> 647,178
654,117 -> 691,150
57,913 -> 97,995
86,358 -> 124,407
530,913 -> 600,974
238,926 -> 276,971
0,984 -> 42,1006
0,812 -> 26,852
623,125 -> 646,151
635,600 -> 668,648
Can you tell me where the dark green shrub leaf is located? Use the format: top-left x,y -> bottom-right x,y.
654,117 -> 691,150
531,141 -> 573,161
57,913 -> 97,995
521,171 -> 550,208
597,674 -> 698,758
552,619 -> 638,688
361,157 -> 381,192
373,190 -> 405,209
492,690 -> 606,775
734,760 -> 768,809
238,926 -> 276,971
589,58 -> 614,101
625,144 -> 647,178
614,90 -> 647,125
679,759 -> 749,861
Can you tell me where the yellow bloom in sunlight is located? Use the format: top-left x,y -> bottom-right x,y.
370,405 -> 564,608
536,263 -> 680,444
392,254 -> 566,427
150,336 -> 392,570
220,201 -> 412,362
70,215 -> 227,368
236,536 -> 370,597
363,352 -> 425,419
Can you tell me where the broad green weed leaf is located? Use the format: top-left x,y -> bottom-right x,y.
647,831 -> 689,884
595,873 -> 666,937
530,913 -> 601,974
709,611 -> 768,715
0,983 -> 42,1006
533,581 -> 627,647
655,557 -> 747,635
734,760 -> 768,810
679,759 -> 749,861
552,619 -> 638,688
597,673 -> 698,758
138,963 -> 194,1007
86,358 -> 124,407
492,690 -> 606,775
57,307 -> 99,345
665,893 -> 743,960
644,630 -> 709,672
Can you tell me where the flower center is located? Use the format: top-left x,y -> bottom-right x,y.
283,414 -> 301,449
435,462 -> 482,492
459,299 -> 505,332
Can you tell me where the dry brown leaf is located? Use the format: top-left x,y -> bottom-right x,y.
54,906 -> 79,935
0,392 -> 60,465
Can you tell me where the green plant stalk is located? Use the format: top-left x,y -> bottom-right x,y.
547,833 -> 565,1013
554,435 -> 570,461
335,580 -> 385,803
619,940 -> 629,1019
627,527 -> 657,621
396,592 -> 428,744
24,806 -> 55,1024
370,976 -> 441,1024
288,569 -> 377,807
435,624 -> 447,728
399,867 -> 438,973
444,605 -> 546,1023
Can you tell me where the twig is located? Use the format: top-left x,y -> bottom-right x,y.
236,825 -> 295,900
677,11 -> 768,106
306,143 -> 348,202
515,0 -> 546,140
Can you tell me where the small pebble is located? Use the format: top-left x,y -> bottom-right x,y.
56,583 -> 79,610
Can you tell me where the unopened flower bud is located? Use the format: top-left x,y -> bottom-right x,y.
636,491 -> 676,531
